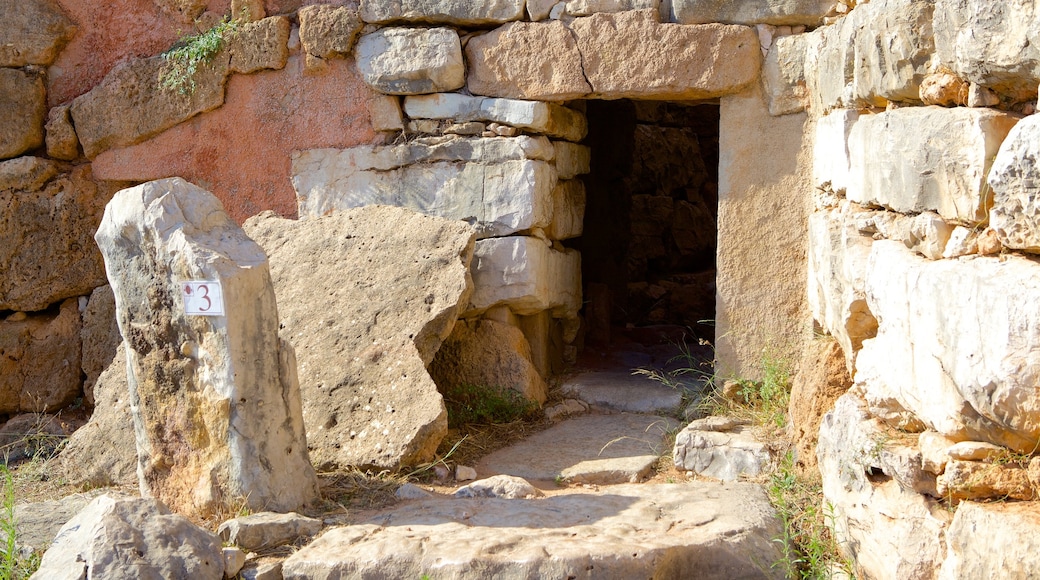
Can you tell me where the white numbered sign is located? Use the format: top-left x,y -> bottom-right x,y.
181,281 -> 225,316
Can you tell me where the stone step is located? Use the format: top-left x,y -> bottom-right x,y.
477,413 -> 679,485
561,370 -> 690,414
282,482 -> 785,580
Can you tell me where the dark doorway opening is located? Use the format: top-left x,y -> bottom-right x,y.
570,99 -> 720,369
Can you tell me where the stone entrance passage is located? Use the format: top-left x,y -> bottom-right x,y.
576,99 -> 720,361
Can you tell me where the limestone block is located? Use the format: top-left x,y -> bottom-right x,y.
80,285 -> 120,406
563,0 -> 660,16
227,16 -> 292,75
468,236 -> 582,318
856,240 -> 1040,453
817,394 -> 950,580
59,343 -> 138,488
762,34 -> 808,116
807,208 -> 876,373
946,441 -> 1004,462
466,20 -> 591,100
547,179 -> 585,241
453,475 -> 543,499
355,27 -> 464,95
298,5 -> 363,61
430,318 -> 548,405
368,95 -> 404,132
292,139 -> 557,239
936,460 -> 1033,501
847,107 -> 1020,223
231,0 -> 265,21
571,10 -> 761,100
673,0 -> 832,25
0,300 -> 81,414
0,0 -> 75,67
907,212 -> 953,260
988,115 -> 1040,253
934,0 -> 1040,100
243,207 -> 476,470
45,104 -> 79,160
553,142 -> 590,180
95,178 -> 318,517
527,0 -> 558,20
918,431 -> 957,475
0,68 -> 46,160
0,160 -> 114,312
403,93 -> 588,142
32,495 -> 224,580
812,109 -> 859,194
218,512 -> 322,551
360,0 -> 526,25
673,418 -> 773,481
282,482 -> 785,579
805,0 -> 935,112
919,71 -> 969,107
940,502 -> 1040,579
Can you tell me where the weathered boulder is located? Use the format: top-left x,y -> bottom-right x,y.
468,236 -> 582,317
453,475 -> 543,499
355,27 -> 464,95
14,491 -> 103,554
403,93 -> 588,142
80,285 -> 120,405
0,300 -> 81,414
243,207 -> 476,470
673,0 -> 831,25
805,0 -> 935,112
847,106 -> 1019,223
934,0 -> 1040,100
360,0 -> 526,25
218,512 -> 323,551
936,460 -> 1034,502
0,68 -> 46,160
673,417 -> 774,481
291,137 -> 557,239
0,0 -> 75,67
762,33 -> 808,116
989,114 -> 1040,253
31,495 -> 224,580
818,394 -> 950,580
59,344 -> 138,488
0,160 -> 115,311
807,207 -> 876,372
939,502 -> 1040,579
856,241 -> 1040,453
95,178 -> 318,517
283,482 -> 785,579
788,337 -> 852,476
430,318 -> 548,405
298,5 -> 363,62
44,104 -> 79,161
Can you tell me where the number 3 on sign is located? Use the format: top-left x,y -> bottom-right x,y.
182,281 -> 225,316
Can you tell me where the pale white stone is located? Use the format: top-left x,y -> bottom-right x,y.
672,422 -> 773,481
453,475 -> 543,499
546,180 -> 585,241
395,483 -> 433,500
218,512 -> 323,552
938,502 -> 1040,579
941,226 -> 977,259
908,212 -> 954,260
966,83 -> 999,108
360,0 -> 526,25
455,465 -> 478,481
403,93 -> 588,142
94,178 -> 318,516
552,141 -> 590,179
856,240 -> 1040,452
223,547 -> 246,578
813,109 -> 859,194
564,0 -> 660,16
468,236 -> 581,317
818,394 -> 950,580
762,34 -> 808,116
528,0 -> 558,20
355,27 -> 464,95
945,441 -> 1004,462
989,114 -> 1040,253
847,107 -> 1020,223
918,431 -> 958,475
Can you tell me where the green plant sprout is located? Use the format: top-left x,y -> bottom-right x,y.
159,16 -> 241,95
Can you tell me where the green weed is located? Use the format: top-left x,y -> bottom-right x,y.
441,384 -> 536,428
159,16 -> 240,95
0,467 -> 39,580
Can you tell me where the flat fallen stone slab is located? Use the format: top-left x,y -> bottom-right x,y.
562,370 -> 685,414
282,482 -> 784,580
478,413 -> 678,484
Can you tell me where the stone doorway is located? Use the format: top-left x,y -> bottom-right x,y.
573,99 -> 720,369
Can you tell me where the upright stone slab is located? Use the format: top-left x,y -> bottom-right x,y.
355,27 -> 464,95
674,0 -> 831,25
847,107 -> 1019,223
0,68 -> 46,160
94,178 -> 317,517
360,0 -> 526,25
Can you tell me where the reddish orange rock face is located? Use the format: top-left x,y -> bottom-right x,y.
92,55 -> 379,222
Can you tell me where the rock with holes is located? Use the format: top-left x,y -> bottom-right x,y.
355,27 -> 464,95
989,114 -> 1040,253
218,512 -> 323,551
31,494 -> 224,580
0,300 -> 82,415
94,178 -> 318,517
298,5 -> 363,62
673,417 -> 773,481
807,207 -> 876,373
0,0 -> 75,67
817,394 -> 950,580
939,501 -> 1040,579
856,240 -> 1040,453
673,0 -> 831,25
847,107 -> 1019,223
467,236 -> 582,318
282,482 -> 785,579
360,0 -> 526,25
243,206 -> 476,470
291,136 -> 557,239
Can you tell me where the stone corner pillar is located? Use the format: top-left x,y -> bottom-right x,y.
94,177 -> 318,518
